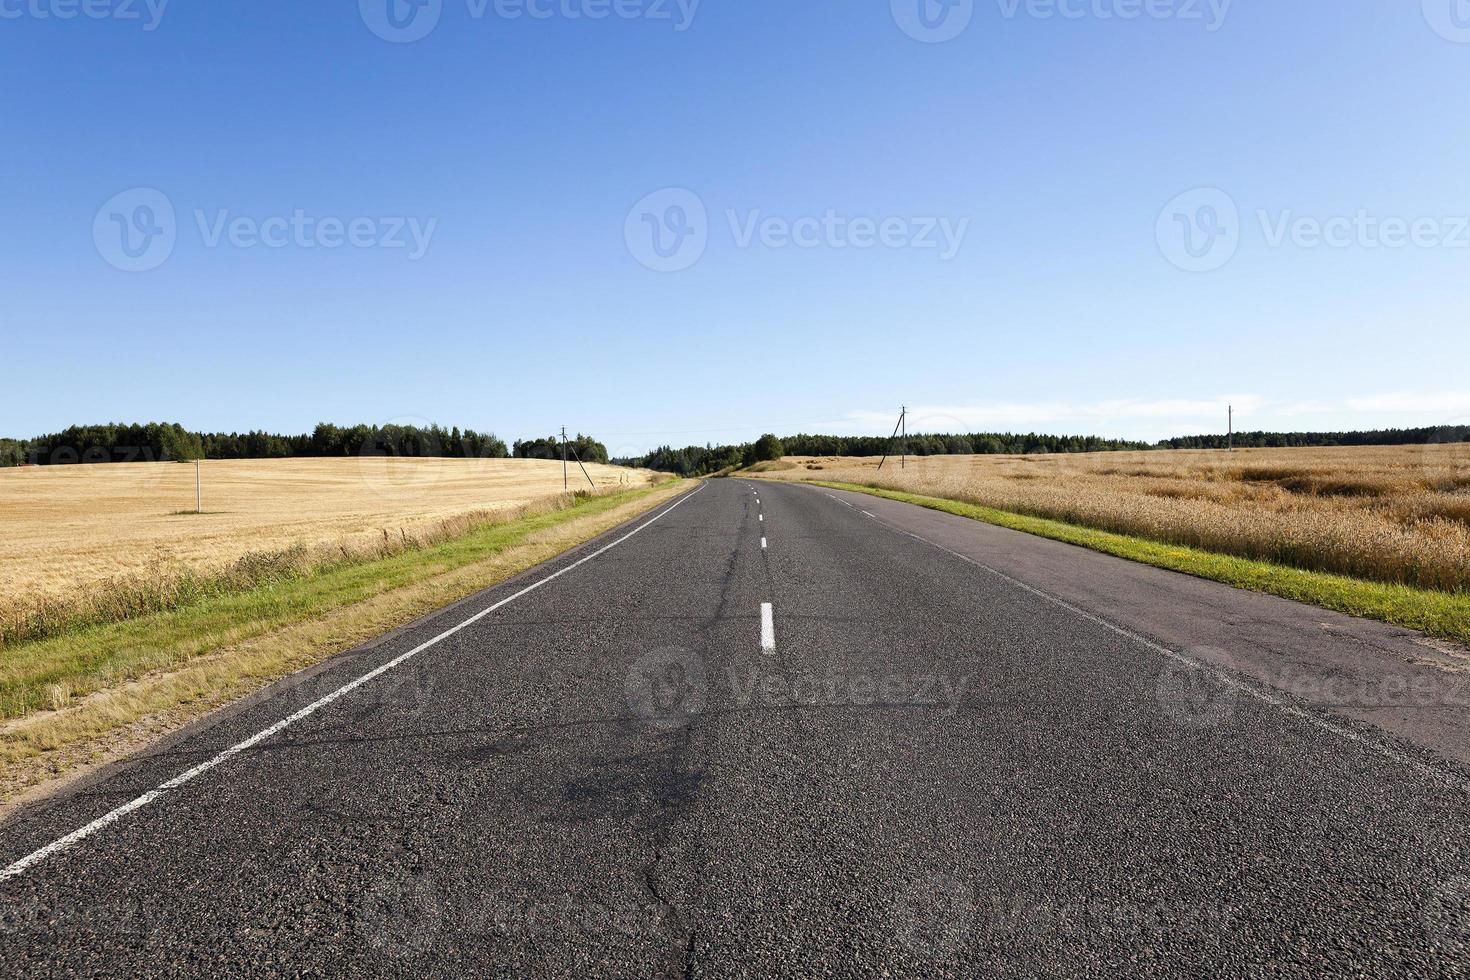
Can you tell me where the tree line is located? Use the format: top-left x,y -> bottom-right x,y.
6,422 -> 1468,472
9,422 -> 509,466
619,426 -> 1470,477
1157,426 -> 1470,450
513,434 -> 609,465
616,434 -> 785,477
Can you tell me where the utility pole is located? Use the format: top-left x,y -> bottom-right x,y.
901,404 -> 907,470
1228,404 -> 1234,453
195,459 -> 202,514
877,406 -> 907,472
561,426 -> 568,491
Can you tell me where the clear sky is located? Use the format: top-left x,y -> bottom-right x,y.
3,1 -> 1468,455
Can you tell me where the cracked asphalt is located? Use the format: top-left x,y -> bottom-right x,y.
3,478 -> 1470,977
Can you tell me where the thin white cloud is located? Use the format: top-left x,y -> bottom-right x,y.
1345,391 -> 1470,416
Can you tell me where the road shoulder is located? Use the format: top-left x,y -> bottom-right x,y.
799,482 -> 1470,768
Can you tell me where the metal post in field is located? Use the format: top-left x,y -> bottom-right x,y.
1228,404 -> 1234,452
195,459 -> 202,514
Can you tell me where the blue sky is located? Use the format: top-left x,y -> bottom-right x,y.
2,1 -> 1468,455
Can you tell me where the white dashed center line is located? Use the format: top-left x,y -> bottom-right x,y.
761,537 -> 767,550
760,603 -> 776,652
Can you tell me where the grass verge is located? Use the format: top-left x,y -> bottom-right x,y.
0,480 -> 689,805
804,480 -> 1470,648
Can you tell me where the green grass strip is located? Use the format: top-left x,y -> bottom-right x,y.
806,480 -> 1470,649
0,485 -> 672,720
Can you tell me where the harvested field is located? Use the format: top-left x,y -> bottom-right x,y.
759,445 -> 1470,592
0,457 -> 657,614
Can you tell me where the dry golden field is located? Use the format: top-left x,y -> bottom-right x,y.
760,444 -> 1470,593
0,457 -> 657,612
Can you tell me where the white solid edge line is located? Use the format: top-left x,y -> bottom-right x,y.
844,494 -> 1469,793
0,482 -> 707,884
760,602 -> 776,652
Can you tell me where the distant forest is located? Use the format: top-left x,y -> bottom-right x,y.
618,425 -> 1470,477
513,434 -> 609,465
8,422 -> 509,466
3,422 -> 1467,476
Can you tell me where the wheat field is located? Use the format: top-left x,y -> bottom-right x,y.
0,457 -> 658,611
759,445 -> 1470,593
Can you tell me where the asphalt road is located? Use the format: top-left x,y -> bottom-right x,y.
3,478 -> 1470,977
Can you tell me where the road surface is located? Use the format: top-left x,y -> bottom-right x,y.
3,478 -> 1470,977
